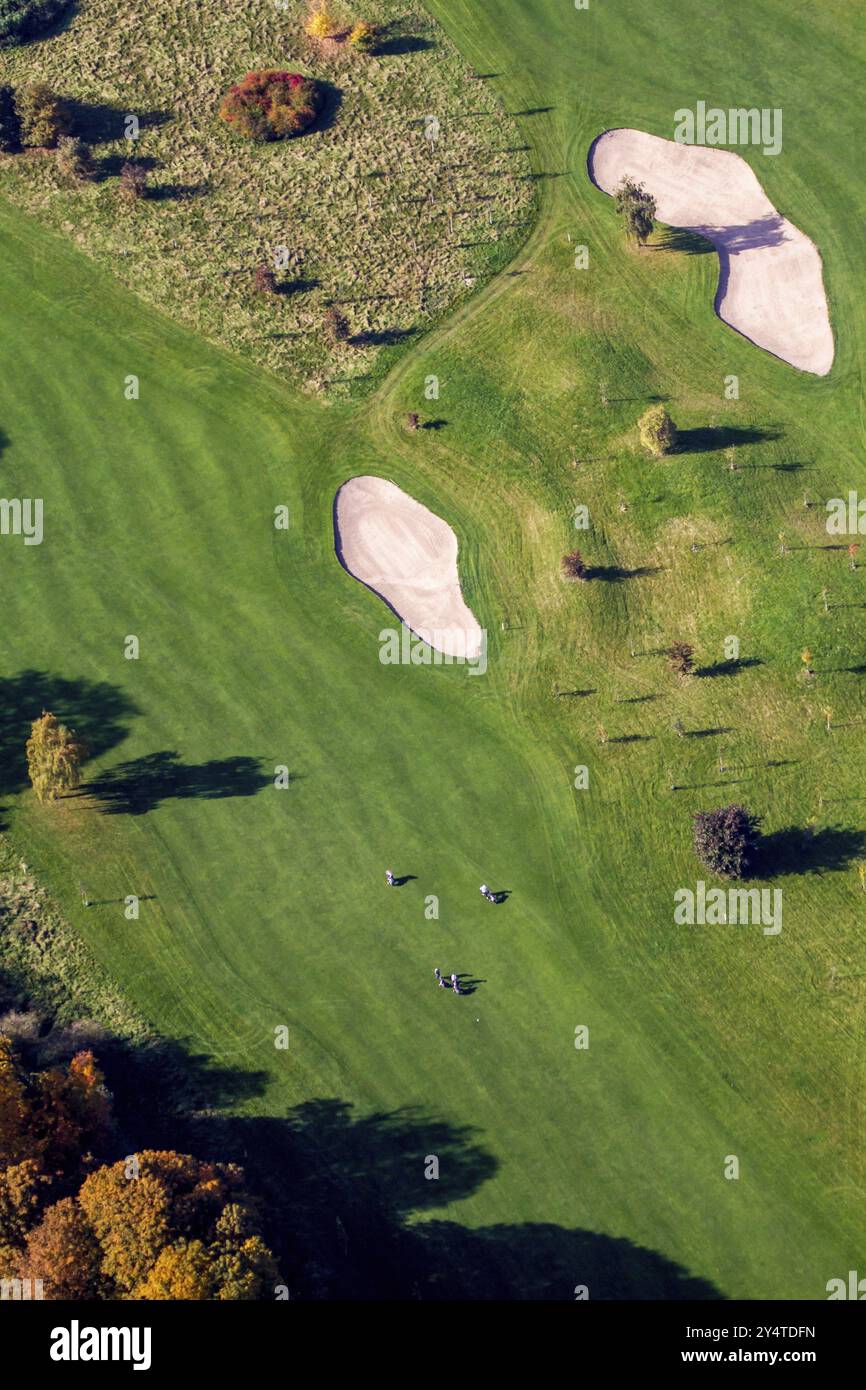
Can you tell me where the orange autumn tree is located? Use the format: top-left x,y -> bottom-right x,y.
0,1036 -> 279,1299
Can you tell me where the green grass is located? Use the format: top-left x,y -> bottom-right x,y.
1,0 -> 865,1298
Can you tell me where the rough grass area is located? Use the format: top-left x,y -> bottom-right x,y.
0,836 -> 152,1044
0,0 -> 535,394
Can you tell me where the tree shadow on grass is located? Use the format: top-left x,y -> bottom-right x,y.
198,1099 -> 723,1300
67,101 -> 171,145
586,564 -> 663,582
83,750 -> 271,816
759,825 -> 866,879
349,327 -> 417,347
697,658 -> 763,679
310,82 -> 343,136
95,153 -> 159,182
374,33 -> 434,56
654,226 -> 714,255
675,425 -> 781,454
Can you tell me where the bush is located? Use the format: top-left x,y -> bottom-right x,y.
614,176 -> 656,246
667,641 -> 694,677
0,84 -> 21,151
305,6 -> 335,39
118,161 -> 147,202
17,82 -> 71,148
54,135 -> 94,183
693,805 -> 762,880
0,0 -> 71,49
348,20 -> 378,52
638,404 -> 677,457
323,305 -> 350,344
561,549 -> 588,581
254,263 -> 277,295
219,71 -> 321,143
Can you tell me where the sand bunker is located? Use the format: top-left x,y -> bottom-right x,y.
588,128 -> 834,375
334,476 -> 483,660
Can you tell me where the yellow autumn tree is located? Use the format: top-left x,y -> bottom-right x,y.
25,711 -> 87,802
305,5 -> 335,38
134,1239 -> 215,1300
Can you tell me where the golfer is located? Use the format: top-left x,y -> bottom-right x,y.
386,869 -> 395,887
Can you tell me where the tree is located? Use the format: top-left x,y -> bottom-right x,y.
17,82 -> 71,148
667,641 -> 694,677
0,84 -> 21,152
219,71 -> 321,142
323,305 -> 350,345
0,0 -> 72,49
614,177 -> 656,246
638,403 -> 677,457
305,5 -> 335,38
25,711 -> 86,802
254,263 -> 277,295
561,549 -> 588,581
54,135 -> 95,184
693,805 -> 762,879
0,1159 -> 49,1258
0,1035 -> 36,1166
348,20 -> 378,52
119,161 -> 148,202
21,1197 -> 103,1299
210,1203 -> 279,1300
134,1239 -> 214,1300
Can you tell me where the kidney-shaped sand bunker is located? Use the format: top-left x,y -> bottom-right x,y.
334,476 -> 483,661
588,128 -> 834,376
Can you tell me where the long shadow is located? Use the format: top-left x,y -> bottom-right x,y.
374,34 -> 434,56
759,825 -> 866,879
349,327 -> 417,348
198,1100 -> 722,1300
586,564 -> 663,583
675,426 -> 781,454
15,0 -> 78,47
96,153 -> 159,182
147,181 -> 207,203
84,750 -> 271,815
310,81 -> 343,136
654,226 -> 713,255
698,658 -> 763,679
67,101 -> 171,145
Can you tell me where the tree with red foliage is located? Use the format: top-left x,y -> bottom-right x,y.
219,71 -> 322,142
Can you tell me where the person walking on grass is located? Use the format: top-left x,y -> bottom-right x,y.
386,868 -> 395,887
451,973 -> 460,994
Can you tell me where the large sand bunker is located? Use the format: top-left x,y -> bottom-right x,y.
334,476 -> 483,660
588,128 -> 834,376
